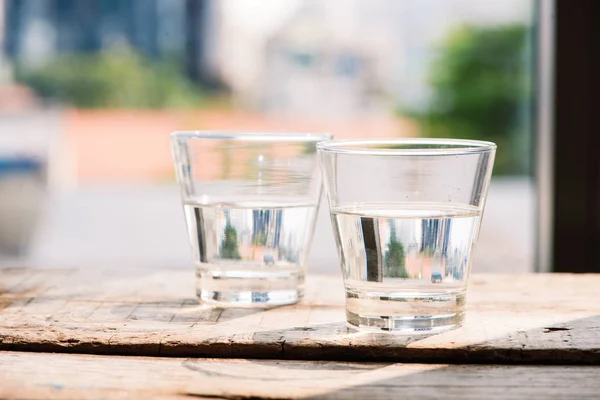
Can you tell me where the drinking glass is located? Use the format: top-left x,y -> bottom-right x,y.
171,131 -> 331,307
318,138 -> 496,333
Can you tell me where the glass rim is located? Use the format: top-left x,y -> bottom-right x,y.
171,130 -> 332,143
316,138 -> 496,155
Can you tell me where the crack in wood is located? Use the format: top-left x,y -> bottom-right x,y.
544,327 -> 572,333
181,393 -> 291,400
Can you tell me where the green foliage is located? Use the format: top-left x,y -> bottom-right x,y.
252,231 -> 267,246
403,24 -> 533,175
384,226 -> 409,278
15,51 -> 206,109
421,246 -> 434,257
220,223 -> 241,260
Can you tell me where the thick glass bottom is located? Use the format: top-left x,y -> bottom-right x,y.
196,266 -> 304,307
345,287 -> 466,334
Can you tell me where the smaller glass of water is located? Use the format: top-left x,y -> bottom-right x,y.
318,139 -> 496,333
171,131 -> 331,307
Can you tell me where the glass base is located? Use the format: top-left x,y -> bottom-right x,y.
345,288 -> 466,334
346,311 -> 463,334
196,266 -> 304,307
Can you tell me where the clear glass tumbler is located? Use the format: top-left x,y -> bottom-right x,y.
171,131 -> 331,307
318,139 -> 496,333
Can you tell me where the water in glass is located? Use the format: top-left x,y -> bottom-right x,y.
184,200 -> 318,306
332,202 -> 481,332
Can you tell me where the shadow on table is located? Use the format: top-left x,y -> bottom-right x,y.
180,317 -> 600,400
299,363 -> 600,400
242,315 -> 600,399
249,314 -> 600,364
180,362 -> 600,399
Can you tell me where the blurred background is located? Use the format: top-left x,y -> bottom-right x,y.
0,0 -> 536,274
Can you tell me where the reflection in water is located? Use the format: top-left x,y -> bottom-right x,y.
384,224 -> 408,278
220,219 -> 241,260
332,203 -> 481,284
185,202 -> 317,268
252,210 -> 282,248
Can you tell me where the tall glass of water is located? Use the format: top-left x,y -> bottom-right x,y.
172,131 -> 331,307
318,139 -> 495,333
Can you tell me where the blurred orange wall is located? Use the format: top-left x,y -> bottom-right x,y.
64,109 -> 417,183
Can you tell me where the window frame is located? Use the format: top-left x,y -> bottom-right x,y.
536,0 -> 599,272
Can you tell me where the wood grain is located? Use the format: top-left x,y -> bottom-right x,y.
1,351 -> 599,399
1,268 -> 600,364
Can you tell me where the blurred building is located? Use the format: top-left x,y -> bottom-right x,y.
214,0 -> 400,118
213,0 -> 532,116
261,3 -> 388,118
1,0 -> 216,83
0,0 -> 8,83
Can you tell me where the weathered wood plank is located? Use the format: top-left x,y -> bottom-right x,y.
0,351 -> 598,400
1,268 -> 600,364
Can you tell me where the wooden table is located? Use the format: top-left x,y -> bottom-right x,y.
1,268 -> 599,399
